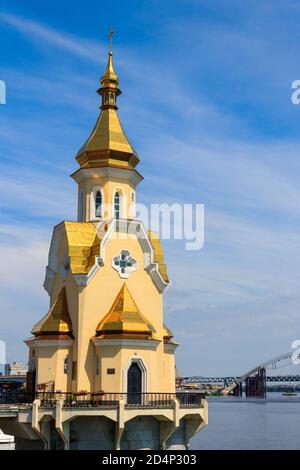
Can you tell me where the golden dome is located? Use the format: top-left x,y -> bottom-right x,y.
76,47 -> 140,170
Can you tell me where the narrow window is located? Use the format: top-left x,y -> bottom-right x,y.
96,355 -> 100,375
64,356 -> 69,374
95,191 -> 102,217
114,192 -> 120,219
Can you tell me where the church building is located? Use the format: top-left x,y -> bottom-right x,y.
0,37 -> 208,450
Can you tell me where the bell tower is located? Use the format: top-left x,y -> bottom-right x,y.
72,30 -> 141,223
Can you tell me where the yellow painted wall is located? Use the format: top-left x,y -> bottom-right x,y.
30,222 -> 176,395
34,346 -> 71,391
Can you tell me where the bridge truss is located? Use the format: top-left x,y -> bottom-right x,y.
178,351 -> 300,397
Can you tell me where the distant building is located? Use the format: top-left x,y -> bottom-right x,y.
5,362 -> 27,376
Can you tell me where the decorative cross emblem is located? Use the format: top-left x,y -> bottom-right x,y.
112,250 -> 137,278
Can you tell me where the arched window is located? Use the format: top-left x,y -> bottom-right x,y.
95,191 -> 102,217
114,191 -> 120,219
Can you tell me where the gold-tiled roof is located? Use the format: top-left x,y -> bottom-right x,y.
76,109 -> 138,160
76,51 -> 140,170
32,287 -> 73,337
148,230 -> 169,283
64,221 -> 101,275
96,284 -> 156,337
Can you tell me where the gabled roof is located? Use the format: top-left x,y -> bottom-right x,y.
32,287 -> 73,338
96,284 -> 155,338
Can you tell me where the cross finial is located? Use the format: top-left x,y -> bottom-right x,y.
109,26 -> 114,52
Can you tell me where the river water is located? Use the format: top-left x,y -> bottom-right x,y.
191,393 -> 300,450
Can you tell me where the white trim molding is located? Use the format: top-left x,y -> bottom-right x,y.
71,167 -> 143,186
163,342 -> 179,353
90,186 -> 104,221
112,249 -> 137,279
24,338 -> 73,348
112,187 -> 126,219
92,338 -> 160,349
44,219 -> 169,294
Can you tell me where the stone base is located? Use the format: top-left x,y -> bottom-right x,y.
2,398 -> 208,450
14,416 -> 192,450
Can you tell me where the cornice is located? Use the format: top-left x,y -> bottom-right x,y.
92,338 -> 160,350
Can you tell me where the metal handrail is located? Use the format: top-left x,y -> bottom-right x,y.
0,391 -> 205,408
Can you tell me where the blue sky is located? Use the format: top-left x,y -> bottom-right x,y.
0,0 -> 300,376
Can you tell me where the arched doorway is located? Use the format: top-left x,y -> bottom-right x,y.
127,362 -> 142,404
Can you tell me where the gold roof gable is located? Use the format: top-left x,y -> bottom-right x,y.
96,284 -> 155,338
32,287 -> 73,337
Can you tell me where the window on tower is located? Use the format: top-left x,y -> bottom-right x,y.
95,191 -> 102,217
114,191 -> 120,219
64,356 -> 69,374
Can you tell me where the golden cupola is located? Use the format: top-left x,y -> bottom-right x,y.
76,44 -> 139,170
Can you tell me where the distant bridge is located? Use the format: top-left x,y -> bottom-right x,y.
179,375 -> 300,384
178,351 -> 300,397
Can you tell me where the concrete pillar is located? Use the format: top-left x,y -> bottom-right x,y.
115,396 -> 125,450
55,399 -> 70,449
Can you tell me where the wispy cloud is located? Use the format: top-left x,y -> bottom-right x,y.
1,6 -> 300,374
0,12 -> 102,62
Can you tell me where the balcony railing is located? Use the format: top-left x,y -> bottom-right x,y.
38,392 -> 122,408
0,391 -> 205,409
125,393 -> 175,408
176,392 -> 204,407
0,391 -> 33,405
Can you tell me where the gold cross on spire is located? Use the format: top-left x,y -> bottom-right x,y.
109,26 -> 114,52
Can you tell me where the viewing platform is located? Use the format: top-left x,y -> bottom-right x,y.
0,391 -> 207,450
